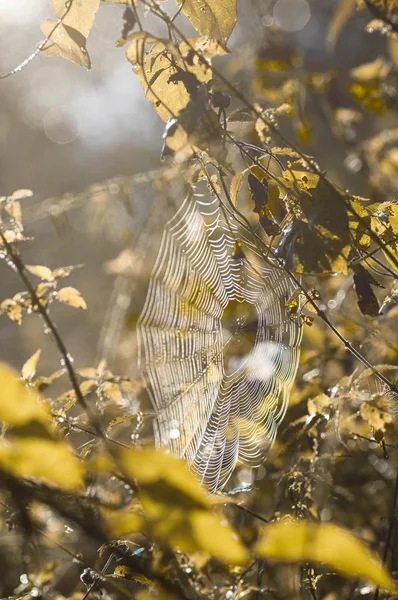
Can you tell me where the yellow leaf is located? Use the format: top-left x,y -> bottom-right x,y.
0,363 -> 50,426
118,448 -> 208,506
0,438 -> 84,490
388,36 -> 398,68
57,286 -> 87,309
230,172 -> 243,207
117,448 -> 248,563
176,0 -> 237,43
26,265 -> 54,281
21,349 -> 41,382
107,413 -> 138,432
9,189 -> 33,201
350,57 -> 390,81
5,201 -> 23,230
327,0 -> 356,50
126,35 -> 224,121
101,504 -> 143,537
256,520 -> 392,590
50,0 -> 100,38
0,299 -> 22,325
40,21 -> 91,69
103,381 -> 124,404
190,510 -> 248,565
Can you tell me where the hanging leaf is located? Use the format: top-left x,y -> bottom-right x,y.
256,520 -> 392,590
49,0 -> 100,38
57,286 -> 87,310
40,21 -> 92,69
278,172 -> 350,274
248,172 -> 268,215
21,349 -> 41,382
126,35 -> 225,121
176,0 -> 237,43
230,172 -> 244,206
352,264 -> 381,316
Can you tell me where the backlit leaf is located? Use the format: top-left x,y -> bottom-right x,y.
26,265 -> 54,281
57,286 -> 87,310
127,35 -> 224,121
40,20 -> 91,69
176,0 -> 237,43
50,0 -> 100,38
0,363 -> 50,426
117,448 -> 248,563
327,0 -> 356,50
21,349 -> 41,382
0,438 -> 84,490
0,299 -> 22,325
256,520 -> 392,590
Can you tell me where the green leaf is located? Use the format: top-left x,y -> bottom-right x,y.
256,520 -> 393,590
176,0 -> 237,43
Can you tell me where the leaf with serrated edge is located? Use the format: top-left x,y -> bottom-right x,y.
57,287 -> 87,310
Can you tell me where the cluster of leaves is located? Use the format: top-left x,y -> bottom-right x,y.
0,0 -> 398,600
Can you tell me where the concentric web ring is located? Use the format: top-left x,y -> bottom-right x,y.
138,193 -> 303,491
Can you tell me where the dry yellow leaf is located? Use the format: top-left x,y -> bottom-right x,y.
26,265 -> 53,281
176,0 -> 237,43
0,363 -> 50,426
40,20 -> 92,69
57,286 -> 87,310
21,349 -> 41,382
0,438 -> 84,490
50,0 -> 100,38
256,520 -> 392,590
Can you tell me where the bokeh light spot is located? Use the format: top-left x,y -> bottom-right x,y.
273,0 -> 311,32
43,106 -> 79,145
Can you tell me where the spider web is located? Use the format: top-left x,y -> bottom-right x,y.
138,192 -> 303,491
